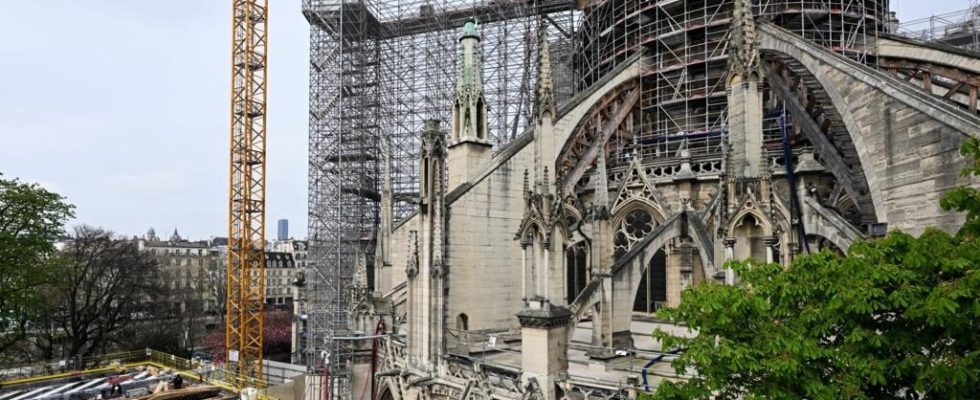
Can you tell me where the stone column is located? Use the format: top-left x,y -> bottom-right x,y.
521,241 -> 529,306
764,236 -> 779,264
518,305 -> 572,400
723,237 -> 737,285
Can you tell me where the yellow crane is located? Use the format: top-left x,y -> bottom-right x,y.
227,0 -> 267,385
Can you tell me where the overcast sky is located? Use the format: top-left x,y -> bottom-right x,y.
0,1 -> 971,241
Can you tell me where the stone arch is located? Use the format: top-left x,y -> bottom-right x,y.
566,212 -> 716,341
725,209 -> 774,238
610,213 -> 716,342
611,197 -> 667,226
804,233 -> 846,255
517,219 -> 547,244
378,381 -> 398,400
758,23 -> 980,233
555,79 -> 642,193
800,197 -> 863,253
729,213 -> 770,262
758,25 -> 884,220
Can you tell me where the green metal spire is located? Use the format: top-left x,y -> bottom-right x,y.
461,18 -> 480,40
456,18 -> 483,94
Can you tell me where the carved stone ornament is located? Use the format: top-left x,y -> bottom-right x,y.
516,306 -> 572,329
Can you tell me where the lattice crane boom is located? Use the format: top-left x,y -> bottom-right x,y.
227,0 -> 267,384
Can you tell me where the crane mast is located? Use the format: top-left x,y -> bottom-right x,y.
227,0 -> 267,384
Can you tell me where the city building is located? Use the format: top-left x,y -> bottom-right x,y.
264,251 -> 297,306
138,228 -> 218,316
277,219 -> 289,241
300,0 -> 980,399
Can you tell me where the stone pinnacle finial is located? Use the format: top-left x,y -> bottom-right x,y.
523,169 -> 530,198
594,148 -> 610,212
535,22 -> 556,119
727,0 -> 763,86
353,249 -> 368,289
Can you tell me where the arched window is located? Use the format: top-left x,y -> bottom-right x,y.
565,243 -> 589,303
476,98 -> 486,141
633,250 -> 667,313
457,313 -> 469,331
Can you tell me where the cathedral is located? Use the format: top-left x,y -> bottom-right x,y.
325,1 -> 980,399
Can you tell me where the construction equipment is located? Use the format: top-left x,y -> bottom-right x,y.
227,0 -> 268,385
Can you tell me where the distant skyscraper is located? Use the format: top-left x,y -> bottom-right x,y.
277,219 -> 288,241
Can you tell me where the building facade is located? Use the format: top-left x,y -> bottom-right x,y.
304,1 -> 980,399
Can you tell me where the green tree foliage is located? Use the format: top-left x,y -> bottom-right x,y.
651,141 -> 980,399
941,137 -> 980,239
0,173 -> 74,356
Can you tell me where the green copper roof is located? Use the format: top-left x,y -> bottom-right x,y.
461,19 -> 479,40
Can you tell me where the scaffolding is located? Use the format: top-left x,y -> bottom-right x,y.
573,0 -> 888,170
302,2 -> 577,399
303,0 -> 893,397
897,3 -> 980,51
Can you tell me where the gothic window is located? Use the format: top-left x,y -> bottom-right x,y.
634,250 -> 667,314
614,209 -> 656,260
565,243 -> 589,303
476,98 -> 486,141
524,231 -> 537,298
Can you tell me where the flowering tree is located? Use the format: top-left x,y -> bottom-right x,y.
202,309 -> 293,363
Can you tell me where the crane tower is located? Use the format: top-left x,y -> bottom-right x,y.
227,0 -> 268,384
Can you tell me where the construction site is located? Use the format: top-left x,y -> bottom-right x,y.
4,0 -> 980,399
300,0 -> 980,399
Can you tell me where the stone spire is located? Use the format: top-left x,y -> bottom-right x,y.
374,137 -> 394,291
448,19 -> 493,190
531,23 -> 559,197
727,0 -> 762,86
726,0 -> 764,179
535,22 -> 556,120
451,18 -> 489,145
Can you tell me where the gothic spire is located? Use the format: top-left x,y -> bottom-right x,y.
728,0 -> 762,86
535,22 -> 556,120
451,19 -> 490,145
456,19 -> 483,95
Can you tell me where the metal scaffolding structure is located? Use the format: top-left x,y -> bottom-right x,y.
898,2 -> 980,51
302,1 -> 577,399
302,0 -> 892,397
574,0 -> 888,167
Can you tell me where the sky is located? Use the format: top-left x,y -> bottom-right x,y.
0,0 -> 972,241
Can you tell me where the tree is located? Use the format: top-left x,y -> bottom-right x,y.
941,137 -> 980,239
202,309 -> 293,363
651,141 -> 980,400
0,174 -> 74,360
34,226 -> 163,361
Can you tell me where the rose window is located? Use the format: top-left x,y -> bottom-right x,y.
614,209 -> 655,259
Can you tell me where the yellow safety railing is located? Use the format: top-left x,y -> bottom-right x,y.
0,349 -> 278,399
